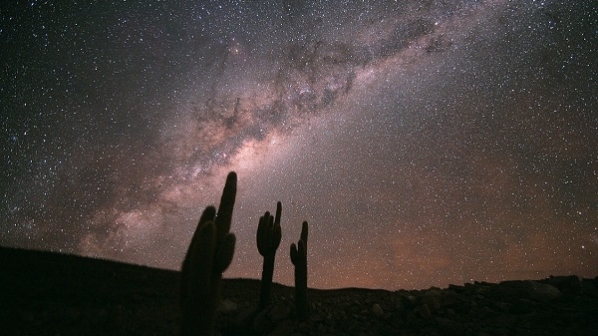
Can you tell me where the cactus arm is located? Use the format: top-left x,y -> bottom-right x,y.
273,201 -> 282,249
214,172 -> 237,241
300,220 -> 308,245
289,243 -> 298,265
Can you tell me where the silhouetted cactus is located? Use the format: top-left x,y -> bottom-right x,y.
290,221 -> 309,320
180,172 -> 237,336
256,201 -> 282,309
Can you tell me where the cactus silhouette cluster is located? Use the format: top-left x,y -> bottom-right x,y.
180,172 -> 237,336
256,201 -> 282,309
180,172 -> 310,335
290,221 -> 309,320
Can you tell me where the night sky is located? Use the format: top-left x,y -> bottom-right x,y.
1,0 -> 597,290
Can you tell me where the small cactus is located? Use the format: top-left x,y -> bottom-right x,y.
290,221 -> 309,320
180,172 -> 237,336
256,201 -> 282,309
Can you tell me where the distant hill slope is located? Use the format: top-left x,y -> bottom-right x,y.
0,246 -> 183,335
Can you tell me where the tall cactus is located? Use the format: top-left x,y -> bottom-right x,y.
290,221 -> 309,320
180,172 -> 237,336
256,201 -> 282,309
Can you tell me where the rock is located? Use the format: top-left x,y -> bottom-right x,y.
487,280 -> 560,302
394,298 -> 404,313
435,317 -> 465,336
253,308 -> 274,334
491,301 -> 510,312
416,303 -> 433,319
232,305 -> 258,332
509,299 -> 533,314
267,319 -> 295,336
297,322 -> 309,334
269,304 -> 292,322
529,282 -> 562,302
448,284 -> 465,293
489,280 -> 531,299
218,299 -> 238,313
372,303 -> 384,317
546,275 -> 582,294
423,289 -> 442,312
581,279 -> 598,297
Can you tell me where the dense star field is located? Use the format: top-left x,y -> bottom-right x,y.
1,1 -> 597,290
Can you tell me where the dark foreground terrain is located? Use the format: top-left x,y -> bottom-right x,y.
1,246 -> 597,336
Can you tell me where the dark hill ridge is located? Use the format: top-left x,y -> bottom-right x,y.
1,246 -> 597,335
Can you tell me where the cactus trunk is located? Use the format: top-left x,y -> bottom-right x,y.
259,254 -> 276,309
180,172 -> 237,336
181,269 -> 222,335
257,202 -> 282,309
290,221 -> 309,320
293,241 -> 308,320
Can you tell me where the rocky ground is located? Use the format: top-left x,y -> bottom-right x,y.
1,246 -> 597,335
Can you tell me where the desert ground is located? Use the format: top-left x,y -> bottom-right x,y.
1,246 -> 597,336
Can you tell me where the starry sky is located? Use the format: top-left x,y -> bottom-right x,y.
1,0 -> 597,290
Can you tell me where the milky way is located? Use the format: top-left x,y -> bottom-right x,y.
1,0 -> 597,290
